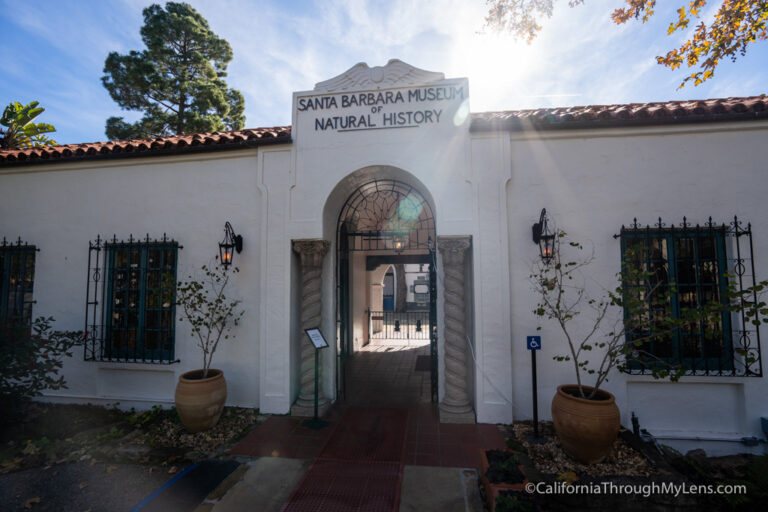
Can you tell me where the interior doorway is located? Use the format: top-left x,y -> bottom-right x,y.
335,179 -> 437,406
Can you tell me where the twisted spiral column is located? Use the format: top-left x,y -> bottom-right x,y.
438,236 -> 474,421
291,239 -> 330,415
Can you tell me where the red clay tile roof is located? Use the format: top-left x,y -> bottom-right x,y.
0,127 -> 291,167
1,96 -> 766,167
470,96 -> 768,132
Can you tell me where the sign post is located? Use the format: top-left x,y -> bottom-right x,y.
303,328 -> 330,430
526,336 -> 544,441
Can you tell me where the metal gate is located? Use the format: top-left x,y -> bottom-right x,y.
336,226 -> 350,401
335,179 -> 437,403
368,310 -> 430,341
429,245 -> 437,403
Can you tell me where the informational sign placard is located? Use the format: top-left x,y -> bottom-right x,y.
526,336 -> 541,351
305,328 -> 329,349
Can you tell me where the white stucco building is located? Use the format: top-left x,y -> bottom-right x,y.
1,60 -> 766,455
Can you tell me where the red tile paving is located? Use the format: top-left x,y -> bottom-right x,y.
283,460 -> 401,512
320,407 -> 408,462
283,407 -> 408,512
231,342 -> 508,469
404,407 -> 506,468
230,414 -> 337,459
232,342 -> 510,511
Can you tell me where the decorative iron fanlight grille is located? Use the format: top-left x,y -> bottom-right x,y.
338,179 -> 435,252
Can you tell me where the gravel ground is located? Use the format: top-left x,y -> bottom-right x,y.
510,422 -> 655,477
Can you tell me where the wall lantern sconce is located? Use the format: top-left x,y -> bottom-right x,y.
393,234 -> 408,252
219,221 -> 243,269
532,208 -> 555,264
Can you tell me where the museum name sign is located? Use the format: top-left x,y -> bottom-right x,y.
296,84 -> 466,132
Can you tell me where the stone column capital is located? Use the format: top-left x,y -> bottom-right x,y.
437,235 -> 471,266
292,239 -> 330,268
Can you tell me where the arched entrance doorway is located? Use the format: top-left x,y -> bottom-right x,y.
336,179 -> 437,406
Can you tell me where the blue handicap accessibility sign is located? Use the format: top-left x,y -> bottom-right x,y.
526,336 -> 541,350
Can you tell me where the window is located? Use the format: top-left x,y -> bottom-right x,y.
618,218 -> 762,377
85,235 -> 180,363
0,238 -> 36,338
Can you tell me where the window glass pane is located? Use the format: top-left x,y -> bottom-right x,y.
146,287 -> 159,308
700,260 -> 718,284
164,249 -> 175,269
162,310 -> 172,330
146,269 -> 160,289
145,330 -> 160,350
112,330 -> 125,350
115,250 -> 128,268
147,249 -> 161,269
125,329 -> 137,351
111,310 -> 123,328
146,311 -> 160,329
129,269 -> 140,289
699,236 -> 716,259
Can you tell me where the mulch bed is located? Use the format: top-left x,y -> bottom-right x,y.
1,402 -> 261,474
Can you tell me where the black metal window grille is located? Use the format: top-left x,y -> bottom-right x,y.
338,179 -> 435,252
0,237 -> 37,339
85,235 -> 181,363
616,217 -> 762,377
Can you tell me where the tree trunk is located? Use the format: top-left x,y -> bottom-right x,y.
395,263 -> 407,312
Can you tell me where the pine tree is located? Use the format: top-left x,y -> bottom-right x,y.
102,2 -> 245,140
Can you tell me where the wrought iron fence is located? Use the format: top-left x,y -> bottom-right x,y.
615,216 -> 762,377
84,234 -> 181,363
368,310 -> 430,341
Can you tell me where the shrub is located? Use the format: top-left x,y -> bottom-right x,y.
1,317 -> 84,414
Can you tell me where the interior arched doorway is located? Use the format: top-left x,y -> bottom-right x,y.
332,176 -> 437,406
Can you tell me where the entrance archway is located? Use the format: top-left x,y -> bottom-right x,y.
335,178 -> 437,406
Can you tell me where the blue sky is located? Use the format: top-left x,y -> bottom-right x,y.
1,0 -> 765,145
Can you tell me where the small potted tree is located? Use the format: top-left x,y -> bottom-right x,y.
531,230 -> 766,463
174,264 -> 244,432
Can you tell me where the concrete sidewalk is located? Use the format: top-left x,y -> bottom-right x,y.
193,457 -> 483,512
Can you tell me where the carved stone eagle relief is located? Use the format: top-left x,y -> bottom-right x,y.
314,59 -> 445,92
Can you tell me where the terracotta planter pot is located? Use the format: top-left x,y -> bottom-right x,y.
480,449 -> 528,512
551,384 -> 620,464
175,369 -> 227,433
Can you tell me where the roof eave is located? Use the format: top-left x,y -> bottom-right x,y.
0,135 -> 292,168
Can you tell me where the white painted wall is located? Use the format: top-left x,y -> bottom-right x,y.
0,150 -> 270,409
505,122 -> 768,455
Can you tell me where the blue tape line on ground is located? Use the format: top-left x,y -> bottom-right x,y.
129,462 -> 201,512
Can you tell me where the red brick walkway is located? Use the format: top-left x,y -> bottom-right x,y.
231,342 -> 507,466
